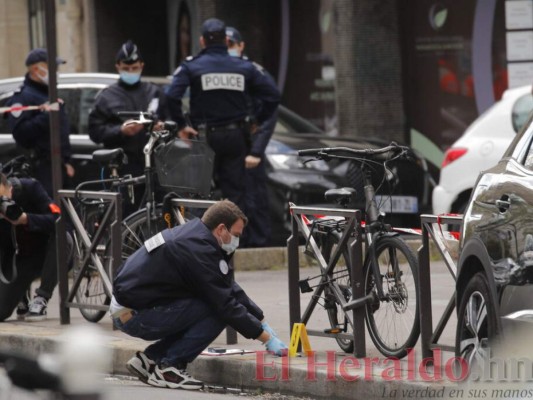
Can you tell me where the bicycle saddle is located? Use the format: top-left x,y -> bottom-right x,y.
92,148 -> 128,166
324,187 -> 356,207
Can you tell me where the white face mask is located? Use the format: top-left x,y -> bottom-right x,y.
221,227 -> 240,254
37,65 -> 49,85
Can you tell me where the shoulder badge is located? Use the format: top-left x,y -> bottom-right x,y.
219,259 -> 229,275
252,62 -> 265,75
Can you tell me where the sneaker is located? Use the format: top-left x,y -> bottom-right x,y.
16,292 -> 30,320
147,365 -> 203,390
26,296 -> 47,322
126,351 -> 155,383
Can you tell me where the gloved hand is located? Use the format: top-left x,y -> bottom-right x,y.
265,336 -> 288,356
261,321 -> 278,338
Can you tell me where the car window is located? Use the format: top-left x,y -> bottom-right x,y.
523,136 -> 533,170
59,87 -> 100,134
511,93 -> 533,133
0,87 -> 100,135
0,95 -> 11,133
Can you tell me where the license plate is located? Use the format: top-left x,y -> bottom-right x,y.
375,195 -> 418,214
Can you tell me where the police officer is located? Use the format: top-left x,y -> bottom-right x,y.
88,40 -> 168,214
6,48 -> 74,197
0,172 -> 72,322
226,26 -> 279,247
166,18 -> 280,216
111,200 -> 287,390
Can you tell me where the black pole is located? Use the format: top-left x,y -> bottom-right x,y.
44,0 -> 69,325
44,0 -> 63,202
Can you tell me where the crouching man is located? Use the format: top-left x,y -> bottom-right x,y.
111,200 -> 287,390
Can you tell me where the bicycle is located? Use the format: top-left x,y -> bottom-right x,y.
296,142 -> 420,358
71,112 -> 214,322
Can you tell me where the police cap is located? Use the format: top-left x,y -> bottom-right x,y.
25,48 -> 66,67
226,27 -> 243,44
202,18 -> 226,42
116,40 -> 143,64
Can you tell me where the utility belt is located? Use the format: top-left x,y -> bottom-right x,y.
200,119 -> 251,149
204,119 -> 247,133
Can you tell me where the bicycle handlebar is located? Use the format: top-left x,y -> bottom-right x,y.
298,142 -> 409,159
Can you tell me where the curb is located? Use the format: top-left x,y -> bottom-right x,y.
0,327 -> 451,400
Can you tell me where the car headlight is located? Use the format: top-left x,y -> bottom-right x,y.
267,154 -> 329,171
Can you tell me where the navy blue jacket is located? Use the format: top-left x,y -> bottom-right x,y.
166,44 -> 280,129
0,178 -> 60,256
88,79 -> 168,168
7,75 -> 71,162
113,218 -> 264,339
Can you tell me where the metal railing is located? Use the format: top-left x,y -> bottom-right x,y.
56,190 -> 122,324
418,214 -> 463,358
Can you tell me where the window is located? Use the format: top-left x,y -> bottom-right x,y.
28,0 -> 46,49
58,87 -> 100,134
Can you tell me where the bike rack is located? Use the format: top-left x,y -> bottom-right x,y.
287,203 -> 366,357
170,198 -> 238,345
418,214 -> 463,358
56,190 -> 122,324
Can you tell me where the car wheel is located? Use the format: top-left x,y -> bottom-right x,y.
456,272 -> 499,374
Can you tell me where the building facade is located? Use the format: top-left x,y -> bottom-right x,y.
0,0 -> 528,171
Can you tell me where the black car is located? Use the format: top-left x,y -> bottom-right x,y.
0,73 -> 432,245
456,113 -> 533,366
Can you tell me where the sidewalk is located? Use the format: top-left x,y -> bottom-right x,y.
0,247 -> 462,399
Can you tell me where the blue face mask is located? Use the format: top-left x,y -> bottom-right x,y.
119,71 -> 141,85
228,48 -> 241,58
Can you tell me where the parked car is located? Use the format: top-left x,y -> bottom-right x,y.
433,85 -> 533,215
0,73 -> 432,245
455,112 -> 533,366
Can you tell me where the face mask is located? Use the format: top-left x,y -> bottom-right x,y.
119,71 -> 141,85
221,227 -> 240,254
228,48 -> 241,58
37,65 -> 49,85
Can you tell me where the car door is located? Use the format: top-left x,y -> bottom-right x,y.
492,130 -> 533,315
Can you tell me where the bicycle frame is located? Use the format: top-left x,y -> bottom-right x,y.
291,205 -> 363,329
288,203 -> 367,356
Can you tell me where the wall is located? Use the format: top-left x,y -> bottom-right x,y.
334,0 -> 405,142
0,0 -> 30,78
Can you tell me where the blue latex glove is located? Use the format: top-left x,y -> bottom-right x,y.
265,336 -> 288,356
261,321 -> 278,338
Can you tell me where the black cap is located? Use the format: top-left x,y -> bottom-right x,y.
116,40 -> 143,64
202,18 -> 226,41
226,27 -> 243,44
25,48 -> 66,67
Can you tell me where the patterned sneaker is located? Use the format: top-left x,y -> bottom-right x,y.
26,296 -> 47,322
147,365 -> 203,390
126,351 -> 156,383
16,291 -> 30,320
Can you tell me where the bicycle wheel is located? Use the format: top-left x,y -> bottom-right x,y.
319,230 -> 354,353
72,205 -> 110,323
121,206 -> 170,260
364,235 -> 420,358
